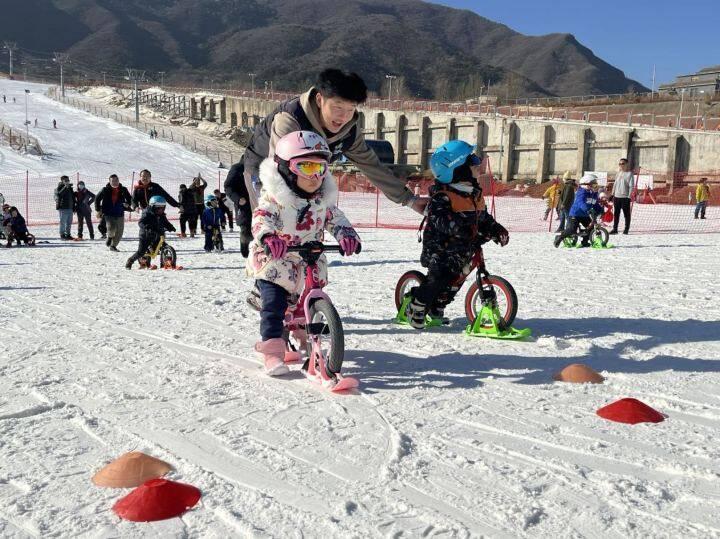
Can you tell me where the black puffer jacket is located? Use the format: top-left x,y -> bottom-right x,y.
559,182 -> 576,211
178,187 -> 197,215
132,182 -> 178,210
138,207 -> 176,240
421,184 -> 499,273
55,182 -> 74,210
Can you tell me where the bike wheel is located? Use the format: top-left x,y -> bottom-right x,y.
26,234 -> 36,246
465,275 -> 518,328
306,299 -> 344,375
394,270 -> 425,310
160,244 -> 177,267
592,227 -> 609,247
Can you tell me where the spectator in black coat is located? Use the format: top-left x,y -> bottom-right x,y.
54,175 -> 74,239
74,181 -> 96,239
95,174 -> 132,251
178,184 -> 198,238
131,169 -> 178,210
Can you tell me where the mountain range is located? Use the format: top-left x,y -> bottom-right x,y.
1,0 -> 648,99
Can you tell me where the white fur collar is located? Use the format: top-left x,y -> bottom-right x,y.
259,157 -> 337,208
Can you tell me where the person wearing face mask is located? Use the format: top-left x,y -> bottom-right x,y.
54,175 -> 75,240
401,140 -> 509,330
95,174 -> 132,251
74,181 -> 96,240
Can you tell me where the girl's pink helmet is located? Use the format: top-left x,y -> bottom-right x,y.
274,131 -> 331,162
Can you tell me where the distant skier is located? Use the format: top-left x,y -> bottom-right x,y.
34,119 -> 38,128
53,119 -> 57,129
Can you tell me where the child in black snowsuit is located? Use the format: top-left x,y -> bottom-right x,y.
201,194 -> 224,252
406,141 -> 509,329
3,207 -> 33,247
125,196 -> 176,268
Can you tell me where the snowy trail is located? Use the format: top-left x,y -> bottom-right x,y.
2,225 -> 720,537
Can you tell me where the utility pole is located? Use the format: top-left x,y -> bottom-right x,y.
3,42 -> 17,78
158,71 -> 165,88
677,88 -> 685,129
126,68 -> 145,124
101,71 -> 107,85
651,64 -> 656,100
248,73 -> 256,97
53,52 -> 69,97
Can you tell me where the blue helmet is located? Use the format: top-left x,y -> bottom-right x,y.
430,140 -> 475,184
148,195 -> 166,207
204,193 -> 217,206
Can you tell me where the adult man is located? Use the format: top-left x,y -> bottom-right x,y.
234,68 -> 426,255
131,169 -> 179,211
610,158 -> 635,235
54,175 -> 74,239
74,181 -> 96,240
95,174 -> 132,251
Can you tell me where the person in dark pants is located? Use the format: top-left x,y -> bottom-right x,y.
201,194 -> 224,252
188,175 -> 207,224
125,196 -> 176,269
556,172 -> 577,232
213,189 -> 233,231
224,161 -> 252,256
74,181 -> 96,239
695,177 -> 710,219
177,184 -> 198,237
610,158 -> 635,235
554,174 -> 604,247
54,175 -> 74,239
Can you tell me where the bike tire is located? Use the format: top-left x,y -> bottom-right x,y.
160,244 -> 177,267
592,227 -> 609,247
307,298 -> 344,375
394,270 -> 426,310
465,275 -> 518,328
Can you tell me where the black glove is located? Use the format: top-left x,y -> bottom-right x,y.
490,222 -> 509,246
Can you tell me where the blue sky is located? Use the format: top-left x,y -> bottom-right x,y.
434,0 -> 720,89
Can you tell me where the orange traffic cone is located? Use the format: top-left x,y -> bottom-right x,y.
553,363 -> 604,384
92,452 -> 173,488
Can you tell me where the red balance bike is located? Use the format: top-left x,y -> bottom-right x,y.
275,241 -> 360,392
394,249 -> 531,339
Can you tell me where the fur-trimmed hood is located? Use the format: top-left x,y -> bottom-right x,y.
259,157 -> 338,209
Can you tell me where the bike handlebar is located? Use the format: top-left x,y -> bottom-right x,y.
287,244 -> 343,253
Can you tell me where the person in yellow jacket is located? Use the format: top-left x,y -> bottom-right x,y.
694,177 -> 710,219
542,180 -> 562,221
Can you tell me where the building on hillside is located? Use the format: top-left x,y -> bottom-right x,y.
659,66 -> 720,96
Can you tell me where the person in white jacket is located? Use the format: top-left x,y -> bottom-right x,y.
610,158 -> 635,234
247,131 -> 361,376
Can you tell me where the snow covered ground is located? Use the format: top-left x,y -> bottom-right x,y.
0,79 -> 223,180
2,225 -> 720,538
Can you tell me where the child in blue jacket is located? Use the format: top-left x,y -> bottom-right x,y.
201,194 -> 224,252
554,174 -> 604,247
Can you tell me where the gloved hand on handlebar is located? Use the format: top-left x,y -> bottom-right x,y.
490,222 -> 509,246
339,236 -> 361,256
262,234 -> 287,259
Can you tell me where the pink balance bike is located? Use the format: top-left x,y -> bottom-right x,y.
281,241 -> 360,392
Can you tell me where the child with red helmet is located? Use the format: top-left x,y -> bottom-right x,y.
247,131 -> 361,375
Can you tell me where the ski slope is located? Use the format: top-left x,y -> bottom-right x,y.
0,79 -> 221,180
1,225 -> 720,538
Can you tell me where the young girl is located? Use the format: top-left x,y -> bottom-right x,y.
248,131 -> 361,375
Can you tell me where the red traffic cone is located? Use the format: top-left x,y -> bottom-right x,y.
596,398 -> 665,424
113,479 -> 201,522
